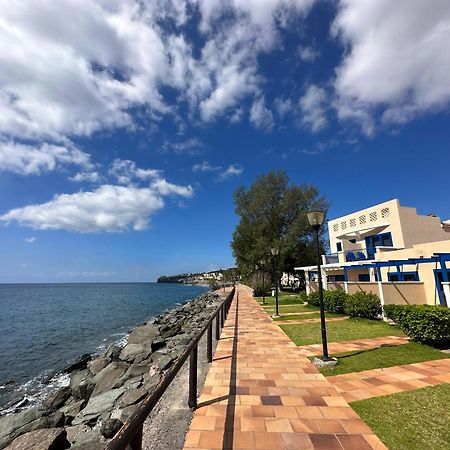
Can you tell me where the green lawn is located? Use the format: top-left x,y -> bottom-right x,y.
352,384 -> 450,450
273,312 -> 342,321
262,303 -> 319,314
256,293 -> 306,306
316,342 -> 450,376
280,318 -> 404,346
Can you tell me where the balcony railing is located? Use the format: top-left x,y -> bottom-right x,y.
323,253 -> 339,264
345,249 -> 372,262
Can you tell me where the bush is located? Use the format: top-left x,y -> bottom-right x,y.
307,291 -> 320,307
344,291 -> 382,319
383,304 -> 450,346
323,290 -> 348,314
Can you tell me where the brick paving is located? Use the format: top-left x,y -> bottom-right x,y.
297,336 -> 410,358
183,285 -> 386,449
326,359 -> 450,403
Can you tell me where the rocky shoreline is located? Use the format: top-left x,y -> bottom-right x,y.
0,290 -> 226,449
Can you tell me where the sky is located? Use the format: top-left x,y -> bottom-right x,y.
1,0 -> 450,283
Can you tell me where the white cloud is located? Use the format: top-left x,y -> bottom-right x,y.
250,97 -> 275,131
298,45 -> 319,61
333,0 -> 450,130
274,98 -> 293,118
192,161 -> 221,172
70,171 -> 102,183
0,142 -> 92,175
0,180 -> 193,233
109,159 -> 161,185
218,164 -> 243,181
0,0 -> 317,147
162,138 -> 204,155
299,84 -> 328,132
25,237 -> 36,243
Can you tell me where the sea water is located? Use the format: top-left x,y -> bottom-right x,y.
0,282 -> 208,414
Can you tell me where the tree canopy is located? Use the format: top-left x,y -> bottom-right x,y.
231,170 -> 329,278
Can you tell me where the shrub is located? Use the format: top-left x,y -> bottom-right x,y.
344,291 -> 382,319
307,291 -> 320,307
383,304 -> 407,322
323,290 -> 348,314
384,304 -> 450,346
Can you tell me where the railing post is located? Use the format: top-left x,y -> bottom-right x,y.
188,345 -> 198,410
207,323 -> 212,362
129,425 -> 143,450
215,311 -> 220,340
220,304 -> 224,328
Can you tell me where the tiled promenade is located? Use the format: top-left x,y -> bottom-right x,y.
327,358 -> 450,403
297,336 -> 409,358
183,286 -> 386,450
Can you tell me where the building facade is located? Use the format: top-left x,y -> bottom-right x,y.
296,199 -> 450,308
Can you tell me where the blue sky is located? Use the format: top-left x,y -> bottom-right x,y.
1,0 -> 450,282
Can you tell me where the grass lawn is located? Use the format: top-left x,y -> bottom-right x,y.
256,293 -> 305,305
273,312 -> 342,321
280,318 -> 404,346
316,342 -> 450,376
262,304 -> 319,314
352,384 -> 450,450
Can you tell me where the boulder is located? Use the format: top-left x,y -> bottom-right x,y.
91,362 -> 129,397
64,354 -> 92,374
72,389 -> 124,426
118,388 -> 147,408
65,424 -> 90,445
69,429 -> 106,450
159,323 -> 181,339
87,358 -> 110,377
150,337 -> 166,351
43,388 -> 71,411
100,418 -> 123,439
59,399 -> 83,424
127,324 -> 159,346
119,405 -> 138,423
0,408 -> 64,449
5,428 -> 69,450
142,373 -> 161,393
69,370 -> 94,403
103,344 -> 121,360
151,353 -> 176,371
118,344 -> 150,364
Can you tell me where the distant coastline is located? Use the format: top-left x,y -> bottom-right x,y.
157,267 -> 237,286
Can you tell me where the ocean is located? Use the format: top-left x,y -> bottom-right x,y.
0,282 -> 208,415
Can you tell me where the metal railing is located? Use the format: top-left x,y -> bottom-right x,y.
106,287 -> 235,450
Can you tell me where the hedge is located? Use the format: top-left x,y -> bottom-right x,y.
307,290 -> 382,319
384,304 -> 450,346
344,291 -> 382,319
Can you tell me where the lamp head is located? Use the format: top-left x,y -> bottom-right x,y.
271,247 -> 279,256
307,210 -> 325,229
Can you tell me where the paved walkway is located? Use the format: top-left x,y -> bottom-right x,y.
297,336 -> 410,358
183,286 -> 386,450
327,358 -> 450,403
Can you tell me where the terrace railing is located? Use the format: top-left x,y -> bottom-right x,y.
106,287 -> 235,450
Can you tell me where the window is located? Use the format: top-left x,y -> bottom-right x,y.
359,215 -> 366,224
381,207 -> 390,218
403,272 -> 420,282
350,218 -> 356,227
336,242 -> 342,252
358,274 -> 370,282
370,211 -> 377,222
333,223 -> 339,232
341,221 -> 347,230
329,275 -> 345,282
388,273 -> 400,282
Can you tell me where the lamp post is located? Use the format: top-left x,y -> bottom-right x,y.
259,259 -> 266,304
271,247 -> 280,317
307,210 -> 331,361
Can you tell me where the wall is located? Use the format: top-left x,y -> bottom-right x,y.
346,282 -> 379,295
382,282 -> 427,305
328,282 -> 345,291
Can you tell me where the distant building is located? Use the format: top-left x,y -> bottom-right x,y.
296,199 -> 450,307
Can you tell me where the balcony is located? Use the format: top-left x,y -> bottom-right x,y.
345,249 -> 372,262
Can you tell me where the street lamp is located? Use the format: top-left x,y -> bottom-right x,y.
307,210 -> 332,362
271,247 -> 280,317
259,259 -> 266,304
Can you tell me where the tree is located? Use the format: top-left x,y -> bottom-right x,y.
231,170 -> 329,282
